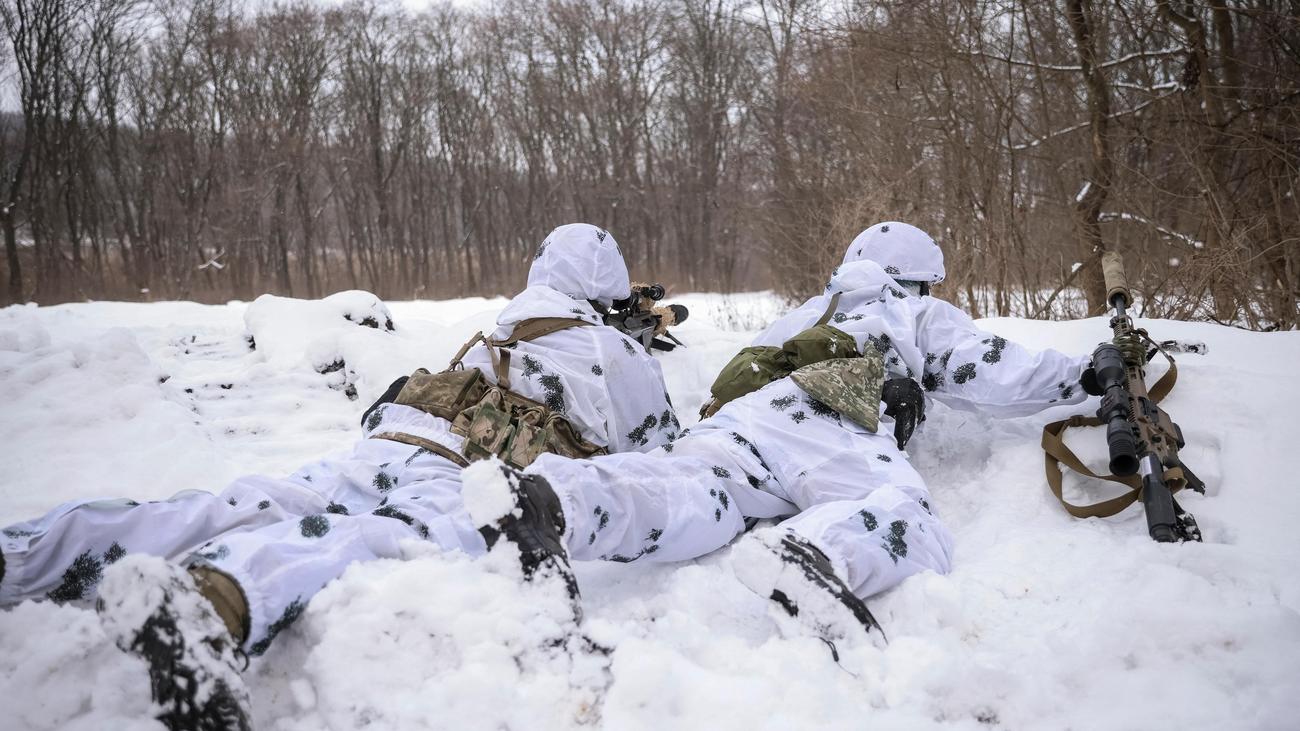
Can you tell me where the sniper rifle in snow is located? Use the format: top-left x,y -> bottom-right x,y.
601,282 -> 689,352
1042,252 -> 1206,543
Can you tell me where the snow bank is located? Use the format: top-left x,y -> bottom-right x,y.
1,293 -> 1298,730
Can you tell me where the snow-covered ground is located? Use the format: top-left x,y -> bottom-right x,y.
1,291 -> 1298,730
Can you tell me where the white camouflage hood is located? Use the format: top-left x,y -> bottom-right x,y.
842,222 -> 945,284
526,223 -> 631,308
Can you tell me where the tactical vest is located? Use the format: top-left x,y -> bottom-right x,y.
699,292 -> 887,431
370,317 -> 608,469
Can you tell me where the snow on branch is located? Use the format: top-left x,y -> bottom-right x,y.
965,47 -> 1185,73
1099,212 -> 1204,249
1008,91 -> 1179,151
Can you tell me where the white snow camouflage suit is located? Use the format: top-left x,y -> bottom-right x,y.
529,222 -> 1091,600
0,223 -> 679,653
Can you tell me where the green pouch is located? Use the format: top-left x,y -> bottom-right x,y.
782,324 -> 859,368
708,346 -> 793,406
396,367 -> 488,421
790,354 -> 886,432
460,399 -> 515,462
504,421 -> 551,469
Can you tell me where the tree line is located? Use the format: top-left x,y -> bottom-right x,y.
1,0 -> 1296,329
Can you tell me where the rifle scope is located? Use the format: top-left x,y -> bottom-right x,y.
634,284 -> 666,301
1092,342 -> 1140,476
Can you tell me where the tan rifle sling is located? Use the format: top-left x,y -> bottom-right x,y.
1040,344 -> 1184,519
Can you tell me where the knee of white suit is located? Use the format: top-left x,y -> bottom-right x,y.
779,485 -> 954,599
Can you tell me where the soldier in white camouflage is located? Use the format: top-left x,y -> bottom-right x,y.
478,221 -> 1094,642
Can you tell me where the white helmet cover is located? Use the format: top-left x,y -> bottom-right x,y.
841,221 -> 945,284
527,223 -> 631,307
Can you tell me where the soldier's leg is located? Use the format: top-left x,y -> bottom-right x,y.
527,430 -> 787,564
778,484 -> 953,599
773,442 -> 954,599
195,454 -> 485,655
0,475 -> 327,606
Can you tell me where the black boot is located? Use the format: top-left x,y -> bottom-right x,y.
474,464 -> 581,609
735,531 -> 882,644
98,557 -> 251,731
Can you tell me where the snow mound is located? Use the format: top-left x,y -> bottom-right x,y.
244,290 -> 395,374
254,545 -> 609,730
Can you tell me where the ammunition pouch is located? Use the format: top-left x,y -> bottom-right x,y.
376,318 -> 606,469
701,292 -> 862,419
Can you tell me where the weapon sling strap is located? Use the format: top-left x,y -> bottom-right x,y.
1040,346 -> 1184,519
447,316 -> 594,384
817,292 -> 843,326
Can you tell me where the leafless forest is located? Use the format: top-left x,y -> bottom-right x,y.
0,0 -> 1296,328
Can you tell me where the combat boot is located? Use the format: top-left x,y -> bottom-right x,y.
733,530 -> 882,646
470,463 -> 581,611
98,556 -> 251,731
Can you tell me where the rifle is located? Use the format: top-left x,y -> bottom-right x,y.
602,283 -> 689,353
1042,252 -> 1206,543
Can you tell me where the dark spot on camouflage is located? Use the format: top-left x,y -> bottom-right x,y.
881,225 -> 890,233
534,240 -> 549,260
860,510 -> 879,531
622,339 -> 637,356
790,411 -> 808,424
953,362 -> 977,384
883,520 -> 909,563
300,515 -> 330,538
626,414 -> 657,446
227,497 -> 237,507
373,505 -> 414,526
712,465 -> 731,479
250,597 -> 305,656
714,508 -> 722,522
404,447 -> 431,466
770,395 -> 796,411
807,398 -> 841,423
981,336 -> 1007,364
876,453 -> 893,462
591,364 -> 603,376
922,372 -> 943,392
884,264 -> 901,275
372,471 -> 395,493
104,542 -> 126,564
46,551 -> 107,602
258,500 -> 271,510
648,528 -> 663,542
522,355 -> 544,378
366,405 -> 385,432
539,374 -> 566,413
659,409 -> 679,431
326,502 -> 349,515
866,333 -> 892,355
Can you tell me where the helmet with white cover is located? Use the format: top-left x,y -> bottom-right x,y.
842,221 -> 945,285
527,223 -> 631,308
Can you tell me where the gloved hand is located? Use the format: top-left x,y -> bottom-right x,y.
881,377 -> 925,450
1114,330 -> 1149,368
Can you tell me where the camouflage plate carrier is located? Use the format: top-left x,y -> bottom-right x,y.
370,318 -> 607,469
699,292 -> 887,431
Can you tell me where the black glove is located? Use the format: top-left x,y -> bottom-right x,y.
881,377 -> 925,450
360,375 -> 408,428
